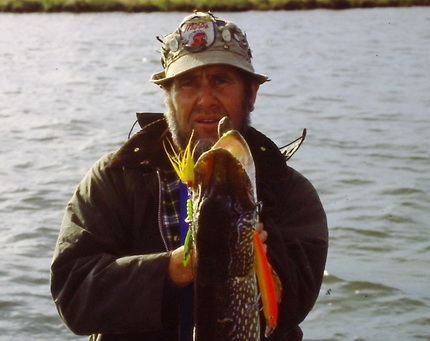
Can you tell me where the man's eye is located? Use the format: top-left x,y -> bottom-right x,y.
215,77 -> 229,85
177,78 -> 196,88
180,81 -> 193,87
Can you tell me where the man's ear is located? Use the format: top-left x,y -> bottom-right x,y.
248,81 -> 260,113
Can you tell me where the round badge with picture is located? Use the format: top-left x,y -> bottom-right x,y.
180,14 -> 216,51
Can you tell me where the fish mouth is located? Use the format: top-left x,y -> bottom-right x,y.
194,148 -> 255,211
194,129 -> 256,206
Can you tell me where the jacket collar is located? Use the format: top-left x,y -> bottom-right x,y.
108,112 -> 289,181
108,114 -> 173,171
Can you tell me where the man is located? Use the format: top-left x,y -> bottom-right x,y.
51,11 -> 328,341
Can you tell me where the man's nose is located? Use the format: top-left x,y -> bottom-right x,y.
197,83 -> 218,108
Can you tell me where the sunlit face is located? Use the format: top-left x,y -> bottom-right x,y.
164,65 -> 259,153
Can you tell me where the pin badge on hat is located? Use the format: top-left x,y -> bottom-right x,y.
180,14 -> 216,52
221,28 -> 232,42
151,11 -> 269,85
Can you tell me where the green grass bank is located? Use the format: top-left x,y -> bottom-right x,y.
1,0 -> 429,12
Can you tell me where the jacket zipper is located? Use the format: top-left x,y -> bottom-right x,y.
156,170 -> 169,251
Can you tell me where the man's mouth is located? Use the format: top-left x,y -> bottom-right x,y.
194,115 -> 223,126
198,119 -> 219,124
192,114 -> 227,138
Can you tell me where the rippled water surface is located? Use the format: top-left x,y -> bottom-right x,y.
1,8 -> 429,340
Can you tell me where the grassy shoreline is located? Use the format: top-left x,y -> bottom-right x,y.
1,0 -> 429,12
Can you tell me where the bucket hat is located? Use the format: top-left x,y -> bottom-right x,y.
150,11 -> 269,85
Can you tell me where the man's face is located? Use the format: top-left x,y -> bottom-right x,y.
164,65 -> 259,153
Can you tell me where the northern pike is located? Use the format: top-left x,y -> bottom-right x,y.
192,127 -> 260,340
165,117 -> 281,341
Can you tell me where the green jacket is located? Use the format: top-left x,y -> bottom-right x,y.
51,114 -> 328,340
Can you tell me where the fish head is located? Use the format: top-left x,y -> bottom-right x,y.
193,128 -> 257,282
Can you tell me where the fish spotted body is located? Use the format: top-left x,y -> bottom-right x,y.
192,130 -> 261,341
165,118 -> 281,340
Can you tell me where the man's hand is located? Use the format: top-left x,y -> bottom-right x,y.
168,246 -> 195,287
256,221 -> 268,252
168,223 -> 266,287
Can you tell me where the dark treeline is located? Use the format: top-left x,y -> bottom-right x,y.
1,0 -> 429,12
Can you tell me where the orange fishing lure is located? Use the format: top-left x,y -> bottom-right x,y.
253,230 -> 279,337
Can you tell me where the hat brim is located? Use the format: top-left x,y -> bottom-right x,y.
151,50 -> 269,85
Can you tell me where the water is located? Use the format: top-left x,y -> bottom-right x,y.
1,8 -> 429,340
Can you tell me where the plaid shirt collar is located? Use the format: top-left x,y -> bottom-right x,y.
159,169 -> 182,251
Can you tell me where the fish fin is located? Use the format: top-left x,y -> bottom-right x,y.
279,128 -> 307,161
